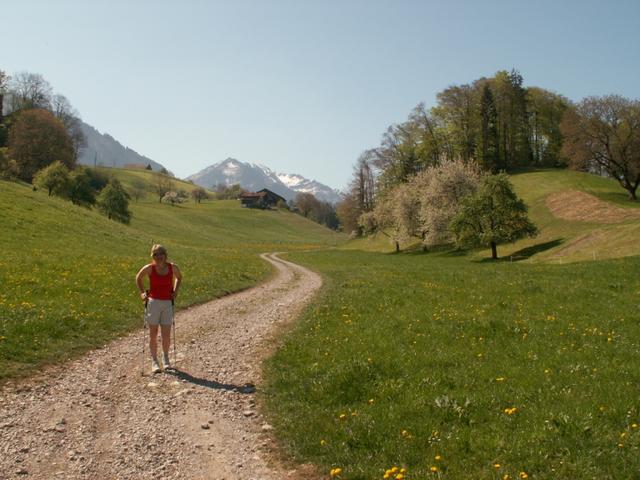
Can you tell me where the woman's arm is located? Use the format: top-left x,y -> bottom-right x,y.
135,264 -> 152,300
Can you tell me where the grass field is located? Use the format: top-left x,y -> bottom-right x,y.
264,249 -> 640,479
0,170 -> 343,380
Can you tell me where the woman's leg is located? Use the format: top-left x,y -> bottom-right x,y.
148,324 -> 159,359
160,324 -> 172,356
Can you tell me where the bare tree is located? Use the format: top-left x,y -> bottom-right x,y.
51,94 -> 86,159
152,173 -> 175,202
7,72 -> 53,112
561,95 -> 640,199
0,70 -> 9,123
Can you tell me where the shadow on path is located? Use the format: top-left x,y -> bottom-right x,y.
165,368 -> 256,394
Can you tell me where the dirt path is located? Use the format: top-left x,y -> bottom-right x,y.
0,253 -> 323,480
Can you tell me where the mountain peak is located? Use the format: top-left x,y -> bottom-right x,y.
187,159 -> 341,203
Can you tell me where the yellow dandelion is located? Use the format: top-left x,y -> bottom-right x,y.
496,377 -> 506,382
395,475 -> 405,480
519,472 -> 528,479
368,399 -> 375,405
339,413 -> 347,421
330,467 -> 343,477
494,463 -> 501,469
434,455 -> 442,461
320,439 -> 326,446
430,466 -> 439,472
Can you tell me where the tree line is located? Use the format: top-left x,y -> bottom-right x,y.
337,69 -> 640,257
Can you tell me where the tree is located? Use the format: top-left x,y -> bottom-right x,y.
450,173 -> 538,259
418,159 -> 482,248
294,192 -> 320,218
336,194 -> 361,235
191,186 -> 210,203
479,85 -> 499,172
129,178 -> 148,202
526,87 -> 569,167
0,70 -> 9,124
152,173 -> 174,202
68,168 -> 97,207
434,83 -> 480,163
561,95 -> 640,199
0,147 -> 19,179
97,179 -> 131,223
51,94 -> 86,159
162,190 -> 188,205
33,161 -> 70,196
7,109 -> 75,182
215,183 -> 244,199
145,164 -> 152,170
6,72 -> 52,112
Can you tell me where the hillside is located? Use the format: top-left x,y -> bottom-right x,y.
0,169 -> 344,379
347,169 -> 640,263
77,121 -> 167,172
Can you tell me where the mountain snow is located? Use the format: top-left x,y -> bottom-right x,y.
187,158 -> 342,203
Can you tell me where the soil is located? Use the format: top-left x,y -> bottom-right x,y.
0,253 -> 324,480
545,190 -> 640,224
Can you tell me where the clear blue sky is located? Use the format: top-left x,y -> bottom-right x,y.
3,0 -> 639,190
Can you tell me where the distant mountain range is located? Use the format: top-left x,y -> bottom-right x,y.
76,122 -> 341,203
76,121 -> 167,172
187,158 -> 342,204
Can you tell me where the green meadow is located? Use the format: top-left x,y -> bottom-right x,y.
262,170 -> 640,479
265,250 -> 640,479
0,170 -> 342,380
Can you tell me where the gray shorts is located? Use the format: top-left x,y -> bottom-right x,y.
145,299 -> 173,326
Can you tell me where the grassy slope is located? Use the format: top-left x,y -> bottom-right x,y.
0,170 -> 343,380
263,170 -> 640,479
346,169 -> 640,263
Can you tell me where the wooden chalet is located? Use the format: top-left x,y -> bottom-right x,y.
239,188 -> 286,209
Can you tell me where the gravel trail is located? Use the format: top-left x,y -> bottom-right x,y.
0,253 -> 323,480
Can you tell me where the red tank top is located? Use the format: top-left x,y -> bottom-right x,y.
149,263 -> 174,300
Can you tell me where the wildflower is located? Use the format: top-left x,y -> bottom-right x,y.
504,407 -> 518,415
494,463 -> 501,469
368,399 -> 375,405
320,439 -> 326,446
503,475 -> 512,480
330,467 -> 343,477
430,466 -> 438,472
395,474 -> 405,480
632,423 -> 638,429
339,413 -> 347,421
519,472 -> 528,479
434,455 -> 442,461
496,377 -> 506,382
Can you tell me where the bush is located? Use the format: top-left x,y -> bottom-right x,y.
97,179 -> 131,223
33,161 -> 70,196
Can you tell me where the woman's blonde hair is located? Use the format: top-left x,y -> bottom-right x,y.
150,244 -> 168,258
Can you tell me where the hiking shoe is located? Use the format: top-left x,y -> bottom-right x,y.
151,358 -> 161,374
162,354 -> 171,370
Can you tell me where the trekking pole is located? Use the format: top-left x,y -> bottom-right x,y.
141,291 -> 148,376
172,297 -> 177,368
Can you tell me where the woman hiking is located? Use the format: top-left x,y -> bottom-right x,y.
135,244 -> 182,373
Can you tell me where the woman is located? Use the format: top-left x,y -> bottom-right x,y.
135,244 -> 182,373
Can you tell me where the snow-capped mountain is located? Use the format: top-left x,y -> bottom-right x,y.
187,158 -> 341,203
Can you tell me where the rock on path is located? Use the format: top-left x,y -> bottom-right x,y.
0,253 -> 323,480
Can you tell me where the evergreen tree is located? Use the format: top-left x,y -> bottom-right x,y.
479,85 -> 499,172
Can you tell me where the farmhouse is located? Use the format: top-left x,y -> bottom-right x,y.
239,188 -> 286,209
